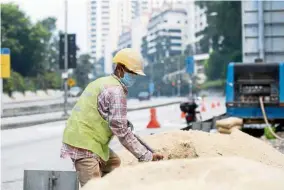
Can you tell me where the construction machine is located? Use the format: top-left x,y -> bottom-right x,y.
225,1 -> 284,135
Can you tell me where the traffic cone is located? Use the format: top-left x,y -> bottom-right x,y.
147,108 -> 160,128
181,112 -> 186,118
201,103 -> 206,112
217,101 -> 220,107
211,102 -> 216,109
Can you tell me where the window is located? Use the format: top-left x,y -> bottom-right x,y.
168,29 -> 181,33
91,29 -> 96,32
164,20 -> 167,23
102,11 -> 108,14
91,34 -> 96,37
91,17 -> 96,21
91,1 -> 96,4
170,36 -> 181,40
102,22 -> 109,25
92,40 -> 96,43
102,17 -> 109,20
102,6 -> 109,9
171,43 -> 182,46
185,21 -> 188,24
177,21 -> 180,24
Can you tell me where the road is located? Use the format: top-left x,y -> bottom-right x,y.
1,97 -> 225,190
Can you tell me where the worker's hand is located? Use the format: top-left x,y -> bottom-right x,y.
152,153 -> 164,161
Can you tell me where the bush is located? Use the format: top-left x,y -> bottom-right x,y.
35,72 -> 61,90
200,79 -> 225,90
3,71 -> 26,95
3,71 -> 61,96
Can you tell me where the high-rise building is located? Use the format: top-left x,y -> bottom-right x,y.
88,0 -> 143,73
141,9 -> 188,63
87,0 -> 111,60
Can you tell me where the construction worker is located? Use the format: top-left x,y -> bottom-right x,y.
60,48 -> 164,187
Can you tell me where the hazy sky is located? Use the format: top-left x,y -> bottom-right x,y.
2,0 -> 89,53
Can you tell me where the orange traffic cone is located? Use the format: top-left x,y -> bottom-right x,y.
147,108 -> 160,128
217,101 -> 220,107
201,103 -> 206,112
211,102 -> 216,109
181,112 -> 186,118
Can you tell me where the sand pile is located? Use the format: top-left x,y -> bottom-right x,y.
118,129 -> 284,169
82,157 -> 284,190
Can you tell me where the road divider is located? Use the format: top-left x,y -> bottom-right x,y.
1,100 -> 183,130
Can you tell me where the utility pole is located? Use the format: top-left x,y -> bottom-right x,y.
63,0 -> 69,117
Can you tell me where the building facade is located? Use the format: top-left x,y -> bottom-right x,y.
87,0 -> 112,60
141,9 -> 188,63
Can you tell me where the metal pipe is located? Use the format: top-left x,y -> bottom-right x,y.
258,0 -> 264,60
63,0 -> 69,116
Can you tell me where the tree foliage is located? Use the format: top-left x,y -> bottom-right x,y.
73,54 -> 93,88
1,3 -> 62,94
196,1 -> 242,80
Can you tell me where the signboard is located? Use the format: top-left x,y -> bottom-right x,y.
149,82 -> 155,95
185,56 -> 194,75
1,48 -> 11,78
67,78 -> 76,87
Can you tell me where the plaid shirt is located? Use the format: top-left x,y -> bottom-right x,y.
60,74 -> 153,162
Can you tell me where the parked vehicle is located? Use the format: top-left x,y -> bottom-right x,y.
138,91 -> 150,101
68,86 -> 82,97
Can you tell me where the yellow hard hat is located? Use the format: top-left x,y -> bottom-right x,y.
113,48 -> 146,76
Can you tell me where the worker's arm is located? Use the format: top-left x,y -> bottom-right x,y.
104,86 -> 153,162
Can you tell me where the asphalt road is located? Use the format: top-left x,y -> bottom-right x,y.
1,97 -> 225,190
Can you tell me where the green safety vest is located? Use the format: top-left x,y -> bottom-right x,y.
62,75 -> 122,161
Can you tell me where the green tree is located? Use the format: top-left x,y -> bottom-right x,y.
1,3 -> 52,76
196,1 -> 242,80
40,17 -> 59,72
74,54 -> 93,88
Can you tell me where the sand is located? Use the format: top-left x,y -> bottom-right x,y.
82,157 -> 284,190
118,129 -> 284,169
82,129 -> 284,190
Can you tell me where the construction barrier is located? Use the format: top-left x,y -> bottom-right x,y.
23,170 -> 79,190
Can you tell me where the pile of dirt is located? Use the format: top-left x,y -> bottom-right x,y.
117,129 -> 284,169
82,157 -> 284,190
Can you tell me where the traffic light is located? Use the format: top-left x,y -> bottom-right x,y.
59,34 -> 77,69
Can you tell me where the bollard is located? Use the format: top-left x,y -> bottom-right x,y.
147,108 -> 160,128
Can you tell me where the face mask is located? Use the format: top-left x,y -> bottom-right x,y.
120,73 -> 136,87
